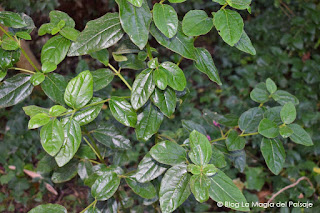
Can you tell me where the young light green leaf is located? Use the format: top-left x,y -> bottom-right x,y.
280,102 -> 296,124
266,78 -> 277,94
226,129 -> 246,151
288,124 -> 313,146
68,13 -> 124,56
0,11 -> 26,28
59,27 -> 80,41
125,177 -> 157,199
150,141 -> 187,165
235,31 -> 256,55
41,35 -> 71,66
160,62 -> 186,91
28,113 -> 50,129
194,48 -> 221,85
40,119 -> 64,156
153,3 -> 178,38
159,164 -> 191,213
131,68 -> 155,110
30,72 -> 45,86
213,9 -> 244,46
91,172 -> 120,201
182,10 -> 213,36
49,105 -> 67,116
153,67 -> 168,90
135,104 -> 164,141
109,97 -> 137,127
187,164 -> 201,175
260,138 -> 285,175
189,130 -> 212,166
271,90 -> 299,105
41,61 -> 57,73
116,0 -> 151,49
64,70 -> 93,109
203,164 -> 218,176
258,118 -> 279,138
279,125 -> 293,138
250,82 -> 269,104
41,73 -> 68,106
1,39 -> 20,51
190,174 -> 209,203
23,105 -> 49,118
151,87 -> 176,118
238,107 -> 263,133
55,119 -> 82,167
209,170 -> 250,211
29,204 -> 67,213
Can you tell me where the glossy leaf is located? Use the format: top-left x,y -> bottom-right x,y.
153,3 -> 178,38
280,102 -> 296,124
49,105 -> 67,116
49,10 -> 75,28
40,119 -> 64,156
182,10 -> 213,36
91,68 -> 114,91
187,164 -> 201,175
90,49 -> 109,66
0,74 -> 33,108
235,31 -> 256,55
190,174 -> 209,203
59,27 -> 80,41
271,90 -> 299,105
127,0 -> 143,7
116,0 -> 152,49
225,129 -> 245,151
23,105 -> 49,118
238,107 -> 263,133
29,204 -> 67,213
150,141 -> 187,165
160,62 -> 186,91
261,138 -> 285,175
135,103 -> 164,141
125,177 -> 157,199
0,11 -> 26,28
91,172 -> 120,201
213,9 -> 244,46
211,145 -> 227,168
64,70 -> 93,109
41,35 -> 71,65
72,97 -> 103,126
189,130 -> 212,166
68,13 -> 124,56
109,97 -> 137,127
151,87 -> 176,117
153,67 -> 168,90
41,73 -> 68,105
1,39 -> 20,51
28,113 -> 50,129
203,164 -> 218,176
288,124 -> 313,146
30,72 -> 45,86
131,68 -> 155,110
51,159 -> 78,183
258,118 -> 279,138
159,164 -> 191,213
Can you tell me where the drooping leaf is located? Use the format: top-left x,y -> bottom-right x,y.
235,31 -> 256,55
159,164 -> 191,213
68,13 -> 124,56
238,107 -> 263,133
153,3 -> 178,38
91,172 -> 120,201
116,0 -> 152,49
280,102 -> 296,124
0,74 -> 33,108
190,174 -> 209,203
160,62 -> 186,91
150,141 -> 187,165
182,10 -> 213,36
189,130 -> 212,166
40,119 -> 64,156
225,129 -> 246,151
64,70 -> 93,109
28,204 -> 67,213
109,97 -> 137,127
258,118 -> 279,138
41,73 -> 68,105
125,177 -> 157,199
288,124 -> 313,146
151,87 -> 176,117
260,138 -> 285,175
41,35 -> 71,65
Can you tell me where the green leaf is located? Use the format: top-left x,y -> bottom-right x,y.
182,120 -> 207,136
41,61 -> 57,73
209,170 -> 249,211
203,164 -> 218,176
189,130 -> 212,166
30,72 -> 45,86
51,159 -> 78,183
151,87 -> 176,117
279,125 -> 293,138
150,141 -> 187,165
119,54 -> 146,70
116,0 -> 152,49
68,13 -> 124,56
182,10 -> 213,36
213,9 -> 244,46
0,48 -> 20,70
92,123 -> 131,150
288,124 -> 313,146
250,82 -> 269,104
131,68 -> 155,110
159,164 -> 191,213
23,105 -> 49,118
28,113 -> 50,129
227,0 -> 251,10
90,49 -> 109,66
28,204 -> 67,213
0,70 -> 7,81
153,67 -> 168,90
147,57 -> 159,69
41,73 -> 68,105
125,177 -> 157,199
72,97 -> 103,126
41,35 -> 71,66
134,153 -> 167,183
64,70 -> 93,109
0,11 -> 26,28
55,119 -> 82,167
40,119 -> 64,156
76,145 -> 96,159
59,27 -> 80,41
226,129 -> 246,151
190,174 -> 209,203
91,68 -> 114,92
169,0 -> 187,2
238,107 -> 263,133
187,164 -> 201,175
271,90 -> 299,105
245,167 -> 265,191
211,145 -> 227,168
258,118 -> 279,138
266,78 -> 277,94
153,3 -> 178,38
213,0 -> 226,5
150,22 -> 196,60
49,105 -> 67,116
49,10 -> 75,28
160,62 -> 186,91
135,103 -> 164,141
1,39 -> 19,51
109,97 -> 137,127
280,102 -> 296,124
194,48 -> 221,85
260,138 -> 285,175
264,106 -> 282,125
91,172 -> 120,201
127,0 -> 143,7
235,31 -> 256,55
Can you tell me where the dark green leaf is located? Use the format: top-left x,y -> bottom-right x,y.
258,118 -> 279,138
41,61 -> 57,73
210,145 -> 227,168
0,11 -> 26,28
279,125 -> 293,138
227,0 -> 251,10
28,113 -> 50,129
40,119 -> 64,156
225,129 -> 245,151
1,39 -> 20,51
90,49 -> 109,66
153,3 -> 178,38
250,82 -> 269,104
182,120 -> 207,135
51,159 -> 78,183
271,90 -> 299,105
189,130 -> 212,166
182,10 -> 213,36
28,204 -> 67,213
72,97 -> 103,126
150,141 -> 187,165
41,73 -> 67,105
280,102 -> 296,124
125,177 -> 157,199
151,87 -> 176,117
235,31 -> 256,55
91,172 -> 120,201
160,62 -> 186,91
264,106 -> 282,125
261,138 -> 285,175
91,68 -> 114,92
109,97 -> 137,127
41,35 -> 71,65
238,107 -> 263,133
190,174 -> 209,203
119,54 -> 146,70
288,124 -> 313,146
266,78 -> 277,94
